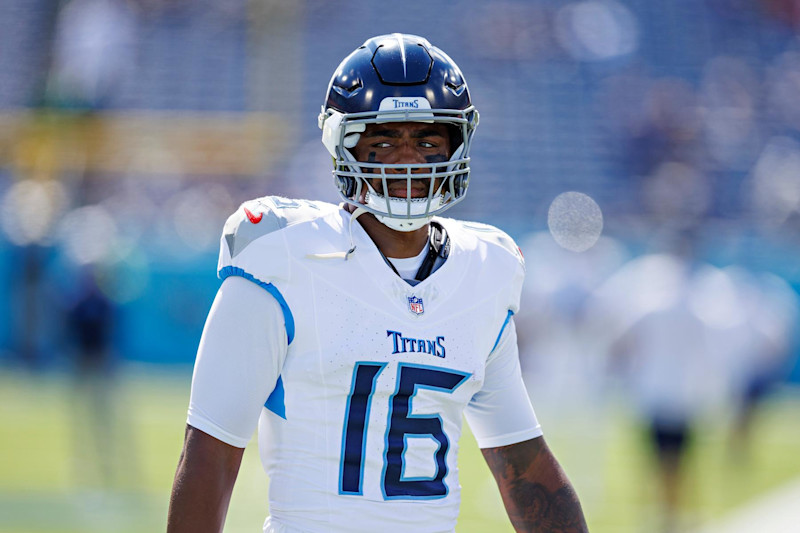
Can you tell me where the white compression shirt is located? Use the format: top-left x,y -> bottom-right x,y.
386,245 -> 428,281
187,276 -> 541,450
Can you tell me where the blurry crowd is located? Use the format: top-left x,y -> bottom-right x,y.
1,0 -> 798,353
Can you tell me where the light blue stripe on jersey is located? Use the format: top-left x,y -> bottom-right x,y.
265,376 -> 286,419
490,310 -> 514,354
218,265 -> 292,419
218,266 -> 295,344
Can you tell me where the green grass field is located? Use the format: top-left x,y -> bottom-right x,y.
1,368 -> 799,533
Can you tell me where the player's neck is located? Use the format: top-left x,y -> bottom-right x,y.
349,208 -> 429,259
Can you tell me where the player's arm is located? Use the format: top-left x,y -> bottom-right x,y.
166,275 -> 289,532
167,425 -> 245,532
465,316 -> 588,532
482,436 -> 589,533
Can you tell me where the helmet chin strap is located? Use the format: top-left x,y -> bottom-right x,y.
374,212 -> 431,232
362,181 -> 441,232
345,206 -> 368,258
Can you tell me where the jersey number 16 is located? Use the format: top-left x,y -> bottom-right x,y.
339,362 -> 470,500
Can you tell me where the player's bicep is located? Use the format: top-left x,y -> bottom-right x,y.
465,317 -> 542,448
187,275 -> 288,448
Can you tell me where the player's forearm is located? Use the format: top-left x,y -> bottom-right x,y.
482,437 -> 589,533
167,466 -> 231,532
496,474 -> 588,533
167,425 -> 245,533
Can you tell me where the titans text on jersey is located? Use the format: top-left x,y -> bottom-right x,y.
386,330 -> 446,357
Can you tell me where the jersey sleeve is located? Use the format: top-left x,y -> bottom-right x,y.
187,275 -> 288,448
464,317 -> 542,448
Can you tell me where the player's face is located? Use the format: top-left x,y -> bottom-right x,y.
351,122 -> 451,199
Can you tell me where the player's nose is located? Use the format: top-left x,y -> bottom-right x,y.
387,143 -> 427,173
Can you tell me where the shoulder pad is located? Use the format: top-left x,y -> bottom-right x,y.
457,220 -> 525,268
223,196 -> 335,258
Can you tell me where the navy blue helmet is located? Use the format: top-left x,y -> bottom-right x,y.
319,34 -> 479,231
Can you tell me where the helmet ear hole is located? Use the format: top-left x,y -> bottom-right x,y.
453,175 -> 467,197
446,124 -> 462,158
337,176 -> 356,198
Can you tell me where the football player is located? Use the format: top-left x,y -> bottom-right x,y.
167,34 -> 588,533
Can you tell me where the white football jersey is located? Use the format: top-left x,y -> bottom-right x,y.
189,196 -> 541,533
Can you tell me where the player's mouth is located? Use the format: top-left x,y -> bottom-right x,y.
386,179 -> 428,198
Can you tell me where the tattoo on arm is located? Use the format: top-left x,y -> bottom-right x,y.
482,437 -> 588,533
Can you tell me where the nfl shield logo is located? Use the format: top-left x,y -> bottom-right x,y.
407,296 -> 424,315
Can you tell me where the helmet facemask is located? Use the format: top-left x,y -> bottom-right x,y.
320,105 -> 479,231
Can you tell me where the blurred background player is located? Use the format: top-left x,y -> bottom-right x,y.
603,230 -> 711,533
65,266 -> 120,488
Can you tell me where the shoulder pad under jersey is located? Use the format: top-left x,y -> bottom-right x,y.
455,220 -> 525,269
222,196 -> 336,259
